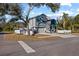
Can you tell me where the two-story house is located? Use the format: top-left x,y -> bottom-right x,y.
29,14 -> 53,33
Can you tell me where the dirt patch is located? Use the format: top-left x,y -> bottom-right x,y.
72,33 -> 79,36
4,33 -> 62,41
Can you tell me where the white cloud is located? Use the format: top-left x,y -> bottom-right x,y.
46,13 -> 54,17
55,10 -> 73,16
47,12 -> 62,17
61,3 -> 72,7
61,10 -> 73,15
77,9 -> 79,12
31,12 -> 35,14
31,11 -> 43,15
57,13 -> 63,16
53,13 -> 63,16
73,9 -> 79,16
47,10 -> 73,17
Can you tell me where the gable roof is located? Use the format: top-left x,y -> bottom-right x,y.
29,14 -> 50,21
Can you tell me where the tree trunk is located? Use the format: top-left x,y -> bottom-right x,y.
26,6 -> 34,35
63,19 -> 66,34
63,19 -> 65,30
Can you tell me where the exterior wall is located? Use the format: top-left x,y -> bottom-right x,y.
29,18 -> 47,33
28,14 -> 52,33
29,18 -> 36,29
45,21 -> 51,32
38,28 -> 46,33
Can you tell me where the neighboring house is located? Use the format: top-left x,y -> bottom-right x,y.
15,22 -> 25,29
29,14 -> 56,33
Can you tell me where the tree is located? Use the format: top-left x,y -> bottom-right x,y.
26,3 -> 60,23
0,3 -> 60,35
62,13 -> 71,30
0,3 -> 21,15
58,13 -> 72,31
73,14 -> 79,32
0,17 -> 6,31
68,16 -> 74,32
57,19 -> 63,30
0,3 -> 60,25
0,3 -> 22,23
0,3 -> 22,32
74,14 -> 79,24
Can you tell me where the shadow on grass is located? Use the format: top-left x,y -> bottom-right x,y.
0,32 -> 12,35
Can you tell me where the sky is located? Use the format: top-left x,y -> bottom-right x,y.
21,3 -> 79,19
5,3 -> 79,22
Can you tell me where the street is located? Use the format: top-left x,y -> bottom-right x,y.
0,34 -> 79,56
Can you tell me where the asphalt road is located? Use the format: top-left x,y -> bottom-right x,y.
0,34 -> 79,56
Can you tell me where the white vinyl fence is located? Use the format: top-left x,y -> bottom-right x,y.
57,30 -> 71,34
14,29 -> 33,35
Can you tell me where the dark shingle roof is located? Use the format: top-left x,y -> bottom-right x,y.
29,14 -> 49,21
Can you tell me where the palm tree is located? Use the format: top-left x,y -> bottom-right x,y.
62,13 -> 73,34
62,13 -> 69,30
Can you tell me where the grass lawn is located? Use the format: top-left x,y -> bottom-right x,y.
4,33 -> 61,41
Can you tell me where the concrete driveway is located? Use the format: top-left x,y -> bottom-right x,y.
0,34 -> 79,56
